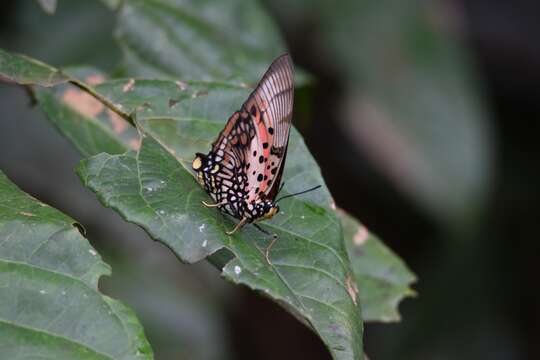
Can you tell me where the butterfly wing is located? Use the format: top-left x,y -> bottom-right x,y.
241,54 -> 294,203
198,54 -> 294,218
201,109 -> 255,217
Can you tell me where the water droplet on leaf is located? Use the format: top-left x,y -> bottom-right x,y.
234,265 -> 242,275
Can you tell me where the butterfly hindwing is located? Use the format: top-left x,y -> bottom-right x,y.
203,110 -> 255,217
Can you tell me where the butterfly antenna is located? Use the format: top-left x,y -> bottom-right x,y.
276,182 -> 286,196
276,185 -> 322,203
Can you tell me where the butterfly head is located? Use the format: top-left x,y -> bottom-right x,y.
192,153 -> 207,186
258,200 -> 279,221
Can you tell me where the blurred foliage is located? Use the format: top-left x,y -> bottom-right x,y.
106,0 -> 287,82
35,0 -> 57,14
266,0 -> 493,228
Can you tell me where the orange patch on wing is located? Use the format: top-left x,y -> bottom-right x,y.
256,118 -> 272,193
257,119 -> 270,156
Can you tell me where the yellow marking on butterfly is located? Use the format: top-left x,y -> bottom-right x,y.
262,206 -> 279,220
211,164 -> 220,174
197,172 -> 204,186
192,156 -> 202,170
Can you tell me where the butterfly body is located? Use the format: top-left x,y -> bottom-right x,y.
192,54 -> 294,233
193,149 -> 278,223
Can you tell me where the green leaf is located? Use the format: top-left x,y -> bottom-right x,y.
35,67 -> 138,157
0,48 -> 68,86
0,48 -> 134,128
0,171 -> 152,359
113,0 -> 289,82
77,79 -> 363,359
340,210 -> 416,322
35,88 -> 128,157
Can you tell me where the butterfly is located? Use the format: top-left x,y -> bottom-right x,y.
192,54 -> 319,260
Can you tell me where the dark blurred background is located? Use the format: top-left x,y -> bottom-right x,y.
1,1 -> 539,359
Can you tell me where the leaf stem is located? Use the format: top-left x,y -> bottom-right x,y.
69,79 -> 135,126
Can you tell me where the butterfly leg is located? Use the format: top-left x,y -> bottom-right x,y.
202,200 -> 225,208
265,235 -> 278,264
253,223 -> 272,236
226,217 -> 247,235
253,224 -> 278,264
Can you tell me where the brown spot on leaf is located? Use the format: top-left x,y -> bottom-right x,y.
62,88 -> 103,118
191,90 -> 208,99
129,138 -> 141,151
85,74 -> 105,86
168,98 -> 180,108
107,109 -> 128,134
354,226 -> 369,246
239,82 -> 255,89
346,275 -> 359,306
175,80 -> 188,90
136,102 -> 152,112
122,78 -> 135,92
19,211 -> 35,217
328,324 -> 339,333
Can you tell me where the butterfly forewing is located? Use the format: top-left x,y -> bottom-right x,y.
241,54 -> 294,202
